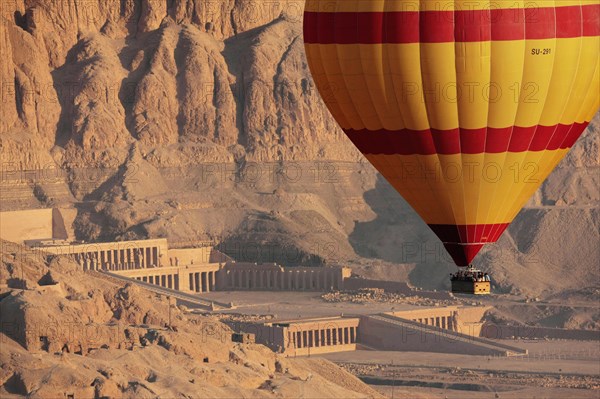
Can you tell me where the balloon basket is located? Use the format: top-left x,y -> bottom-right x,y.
451,280 -> 491,295
450,267 -> 491,295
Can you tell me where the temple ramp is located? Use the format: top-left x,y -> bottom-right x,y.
88,270 -> 232,311
360,314 -> 527,357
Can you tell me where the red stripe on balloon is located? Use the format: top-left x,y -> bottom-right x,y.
443,243 -> 485,266
303,5 -> 599,44
583,3 -> 600,36
561,122 -> 590,149
429,223 -> 509,244
343,123 -> 588,155
555,4 -> 583,38
515,122 -> 589,152
524,6 -> 556,39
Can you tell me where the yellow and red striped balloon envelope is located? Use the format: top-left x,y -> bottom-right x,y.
303,0 -> 600,266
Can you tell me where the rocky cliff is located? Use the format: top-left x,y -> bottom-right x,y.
1,0 -> 354,167
1,0 -> 598,298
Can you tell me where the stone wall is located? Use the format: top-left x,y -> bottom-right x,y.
219,263 -> 350,291
236,317 -> 360,355
43,238 -> 169,270
0,209 -> 54,243
481,323 -> 600,341
358,315 -> 510,356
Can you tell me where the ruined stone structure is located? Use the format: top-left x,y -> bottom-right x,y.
219,262 -> 351,291
357,312 -> 527,356
248,317 -> 360,355
394,306 -> 490,337
39,240 -> 227,293
2,208 -> 525,358
1,209 -> 351,294
237,307 -> 525,357
41,239 -> 169,271
119,264 -> 220,293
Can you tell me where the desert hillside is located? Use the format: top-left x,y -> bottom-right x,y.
0,240 -> 383,398
1,0 -> 598,298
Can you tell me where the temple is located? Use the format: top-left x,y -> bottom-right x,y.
1,208 -> 527,358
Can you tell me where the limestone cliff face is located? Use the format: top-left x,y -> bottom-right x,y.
2,0 -> 353,168
1,1 -> 598,296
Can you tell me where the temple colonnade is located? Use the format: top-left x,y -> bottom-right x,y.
222,264 -> 350,291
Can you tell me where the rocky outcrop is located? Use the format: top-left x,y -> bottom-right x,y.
1,0 -> 356,168
0,241 -> 383,399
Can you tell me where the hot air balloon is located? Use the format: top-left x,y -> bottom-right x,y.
303,0 -> 600,294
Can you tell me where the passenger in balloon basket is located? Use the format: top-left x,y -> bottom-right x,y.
450,269 -> 490,282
